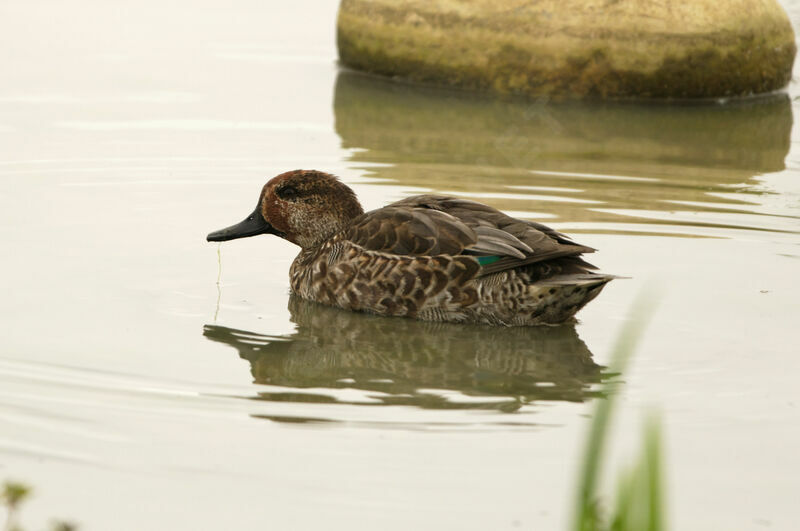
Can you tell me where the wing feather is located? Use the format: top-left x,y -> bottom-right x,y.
344,194 -> 597,277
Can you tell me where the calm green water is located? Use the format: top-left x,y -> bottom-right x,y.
1,1 -> 799,530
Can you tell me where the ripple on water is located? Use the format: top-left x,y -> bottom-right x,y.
333,70 -> 795,240
2,62 -> 797,434
190,75 -> 798,426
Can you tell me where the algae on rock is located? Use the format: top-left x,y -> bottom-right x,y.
337,0 -> 796,99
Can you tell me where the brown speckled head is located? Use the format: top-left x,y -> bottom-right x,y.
259,170 -> 364,249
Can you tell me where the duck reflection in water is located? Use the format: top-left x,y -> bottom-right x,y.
203,296 -> 603,412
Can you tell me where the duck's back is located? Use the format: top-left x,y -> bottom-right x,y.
290,195 -> 614,325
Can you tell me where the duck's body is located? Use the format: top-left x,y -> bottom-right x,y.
208,170 -> 613,326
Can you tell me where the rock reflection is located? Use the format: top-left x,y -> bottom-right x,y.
334,71 -> 792,226
204,296 -> 602,412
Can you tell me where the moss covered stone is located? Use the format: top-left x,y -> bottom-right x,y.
337,0 -> 796,99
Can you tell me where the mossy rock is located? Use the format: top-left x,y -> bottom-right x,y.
337,0 -> 796,99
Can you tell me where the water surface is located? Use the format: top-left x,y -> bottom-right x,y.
1,1 -> 799,530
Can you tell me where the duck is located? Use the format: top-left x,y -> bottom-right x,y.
207,169 -> 614,326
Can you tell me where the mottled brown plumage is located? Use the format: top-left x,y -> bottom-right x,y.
207,169 -> 615,325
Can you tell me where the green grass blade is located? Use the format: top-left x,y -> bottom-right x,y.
573,290 -> 659,531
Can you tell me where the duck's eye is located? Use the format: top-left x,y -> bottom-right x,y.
278,186 -> 299,201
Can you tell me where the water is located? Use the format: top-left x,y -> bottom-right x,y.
1,1 -> 799,529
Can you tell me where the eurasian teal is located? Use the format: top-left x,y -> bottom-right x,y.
207,170 -> 614,326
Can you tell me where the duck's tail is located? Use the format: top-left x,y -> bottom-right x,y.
526,273 -> 617,324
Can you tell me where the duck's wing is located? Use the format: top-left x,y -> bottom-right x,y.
345,195 -> 596,276
344,203 -> 476,256
425,196 -> 599,276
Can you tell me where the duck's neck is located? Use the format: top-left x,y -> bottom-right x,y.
291,205 -> 362,249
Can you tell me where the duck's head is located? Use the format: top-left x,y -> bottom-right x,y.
206,170 -> 364,249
